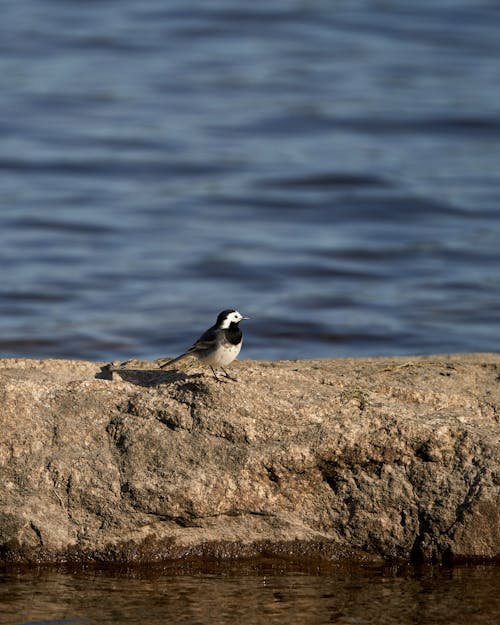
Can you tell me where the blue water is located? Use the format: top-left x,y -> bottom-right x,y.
1,0 -> 500,362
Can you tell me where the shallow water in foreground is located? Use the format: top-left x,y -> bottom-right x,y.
1,561 -> 498,625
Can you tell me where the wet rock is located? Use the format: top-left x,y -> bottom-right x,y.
0,355 -> 498,564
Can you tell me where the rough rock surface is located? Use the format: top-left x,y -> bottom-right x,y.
0,354 -> 498,564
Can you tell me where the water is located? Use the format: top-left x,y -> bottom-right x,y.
1,1 -> 500,362
1,562 -> 499,625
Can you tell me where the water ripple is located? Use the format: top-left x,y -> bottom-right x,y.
0,0 -> 499,361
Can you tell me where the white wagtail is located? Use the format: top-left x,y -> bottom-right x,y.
160,309 -> 249,381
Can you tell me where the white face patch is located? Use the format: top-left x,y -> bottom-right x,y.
219,310 -> 243,329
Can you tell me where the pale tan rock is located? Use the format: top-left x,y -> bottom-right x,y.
0,354 -> 498,563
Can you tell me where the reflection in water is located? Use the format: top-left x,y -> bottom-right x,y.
1,562 -> 498,625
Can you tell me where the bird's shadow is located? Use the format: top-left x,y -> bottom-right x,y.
96,362 -> 204,388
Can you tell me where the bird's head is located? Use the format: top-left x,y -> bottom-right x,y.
216,309 -> 250,329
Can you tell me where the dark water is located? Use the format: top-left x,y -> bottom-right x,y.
1,1 -> 500,362
1,562 -> 499,625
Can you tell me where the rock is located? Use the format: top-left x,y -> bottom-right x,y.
0,354 -> 498,564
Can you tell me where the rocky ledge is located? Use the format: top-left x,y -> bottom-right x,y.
0,354 -> 498,565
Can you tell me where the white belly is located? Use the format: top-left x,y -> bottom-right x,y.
197,341 -> 242,367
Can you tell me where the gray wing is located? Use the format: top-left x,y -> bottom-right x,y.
160,326 -> 218,369
186,326 -> 219,352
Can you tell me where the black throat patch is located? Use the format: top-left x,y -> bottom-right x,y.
225,322 -> 242,345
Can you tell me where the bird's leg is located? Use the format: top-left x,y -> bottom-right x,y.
222,367 -> 237,381
210,366 -> 224,383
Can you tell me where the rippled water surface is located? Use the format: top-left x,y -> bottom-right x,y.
1,562 -> 499,625
1,1 -> 500,362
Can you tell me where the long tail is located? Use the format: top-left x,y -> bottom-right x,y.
159,352 -> 189,369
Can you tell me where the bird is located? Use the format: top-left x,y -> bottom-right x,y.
159,309 -> 249,381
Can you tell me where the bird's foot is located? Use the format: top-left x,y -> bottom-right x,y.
221,368 -> 237,382
210,367 -> 224,383
210,367 -> 237,382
